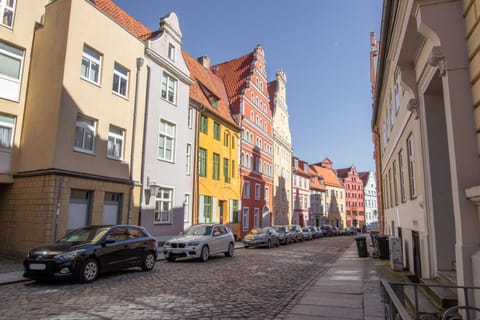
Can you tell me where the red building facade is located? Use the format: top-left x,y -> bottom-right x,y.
337,166 -> 365,228
212,45 -> 274,238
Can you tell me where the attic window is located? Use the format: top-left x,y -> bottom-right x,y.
168,44 -> 175,61
209,97 -> 218,109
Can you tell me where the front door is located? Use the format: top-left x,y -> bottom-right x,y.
412,231 -> 422,279
219,200 -> 225,224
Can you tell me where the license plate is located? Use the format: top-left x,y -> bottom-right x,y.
29,263 -> 46,270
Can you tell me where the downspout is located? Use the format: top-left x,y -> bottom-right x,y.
127,57 -> 144,225
138,65 -> 151,225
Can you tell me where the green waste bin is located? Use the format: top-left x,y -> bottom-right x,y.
355,236 -> 368,258
376,235 -> 390,259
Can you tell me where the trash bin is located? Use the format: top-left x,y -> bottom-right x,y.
376,235 -> 390,259
355,236 -> 368,257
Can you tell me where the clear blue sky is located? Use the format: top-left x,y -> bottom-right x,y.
114,0 -> 383,172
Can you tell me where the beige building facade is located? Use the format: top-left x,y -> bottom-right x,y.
269,71 -> 292,225
0,0 -> 147,256
374,0 -> 480,307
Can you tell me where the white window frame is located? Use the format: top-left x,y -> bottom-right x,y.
107,125 -> 124,160
187,107 -> 193,129
255,183 -> 261,200
81,45 -> 102,85
183,193 -> 190,223
407,135 -> 416,198
0,113 -> 15,150
254,208 -> 260,228
168,43 -> 176,61
0,40 -> 24,101
242,207 -> 249,231
264,186 -> 269,201
161,72 -> 177,104
158,119 -> 176,162
186,143 -> 192,175
154,187 -> 173,224
0,0 -> 16,28
243,181 -> 250,199
112,62 -> 129,98
74,115 -> 96,154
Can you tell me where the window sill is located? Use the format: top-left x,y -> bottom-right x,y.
80,76 -> 101,88
112,91 -> 129,100
160,97 -> 177,106
107,156 -> 125,162
73,148 -> 96,156
153,222 -> 173,225
157,158 -> 175,164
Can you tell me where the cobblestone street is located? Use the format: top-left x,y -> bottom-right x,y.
0,236 -> 354,320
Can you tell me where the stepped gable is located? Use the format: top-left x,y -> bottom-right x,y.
211,51 -> 255,109
336,167 -> 351,179
91,0 -> 152,40
182,51 -> 238,128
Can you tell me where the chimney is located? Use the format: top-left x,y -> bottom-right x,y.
197,56 -> 210,69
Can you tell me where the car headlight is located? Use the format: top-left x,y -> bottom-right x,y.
54,249 -> 86,262
187,242 -> 200,246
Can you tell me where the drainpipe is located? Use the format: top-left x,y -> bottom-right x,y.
127,57 -> 144,225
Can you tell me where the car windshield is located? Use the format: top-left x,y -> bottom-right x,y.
184,225 -> 212,236
58,226 -> 111,244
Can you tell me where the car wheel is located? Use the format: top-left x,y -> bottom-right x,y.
244,245 -> 249,249
141,252 -> 156,271
200,245 -> 209,262
166,257 -> 176,262
225,243 -> 234,257
79,258 -> 99,283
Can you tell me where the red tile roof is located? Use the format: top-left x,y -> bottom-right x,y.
359,171 -> 370,186
308,167 -> 327,191
182,51 -> 239,129
91,0 -> 152,40
267,81 -> 276,115
211,52 -> 254,108
310,164 -> 343,188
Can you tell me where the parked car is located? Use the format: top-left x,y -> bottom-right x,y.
331,226 -> 340,236
288,225 -> 303,242
243,227 -> 280,248
345,227 -> 358,236
23,225 -> 157,283
273,225 -> 292,245
163,223 -> 235,262
301,227 -> 313,241
320,225 -> 334,237
308,226 -> 321,239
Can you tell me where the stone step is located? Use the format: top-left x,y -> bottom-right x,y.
422,277 -> 458,309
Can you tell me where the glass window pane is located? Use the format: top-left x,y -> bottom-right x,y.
0,52 -> 21,79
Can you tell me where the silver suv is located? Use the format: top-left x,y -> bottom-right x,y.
164,224 -> 235,262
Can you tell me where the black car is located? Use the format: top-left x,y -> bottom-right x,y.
23,225 -> 157,283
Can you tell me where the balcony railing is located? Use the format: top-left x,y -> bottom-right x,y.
381,280 -> 480,320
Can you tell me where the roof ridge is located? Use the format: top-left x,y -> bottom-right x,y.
211,51 -> 254,69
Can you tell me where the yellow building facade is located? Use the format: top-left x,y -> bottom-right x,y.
183,52 -> 242,238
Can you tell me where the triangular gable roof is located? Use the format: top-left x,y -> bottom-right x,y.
211,51 -> 254,108
182,50 -> 239,129
310,164 -> 343,188
91,0 -> 152,40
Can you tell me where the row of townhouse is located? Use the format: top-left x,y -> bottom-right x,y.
0,0 -> 298,254
371,0 -> 480,307
291,156 -> 378,230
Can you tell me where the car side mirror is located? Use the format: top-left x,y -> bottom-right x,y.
103,238 -> 115,246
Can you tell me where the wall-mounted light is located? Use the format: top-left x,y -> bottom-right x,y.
145,177 -> 160,205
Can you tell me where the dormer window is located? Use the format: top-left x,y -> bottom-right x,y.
168,43 -> 175,62
209,97 -> 218,110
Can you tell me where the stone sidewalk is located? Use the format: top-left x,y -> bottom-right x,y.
275,239 -> 406,320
